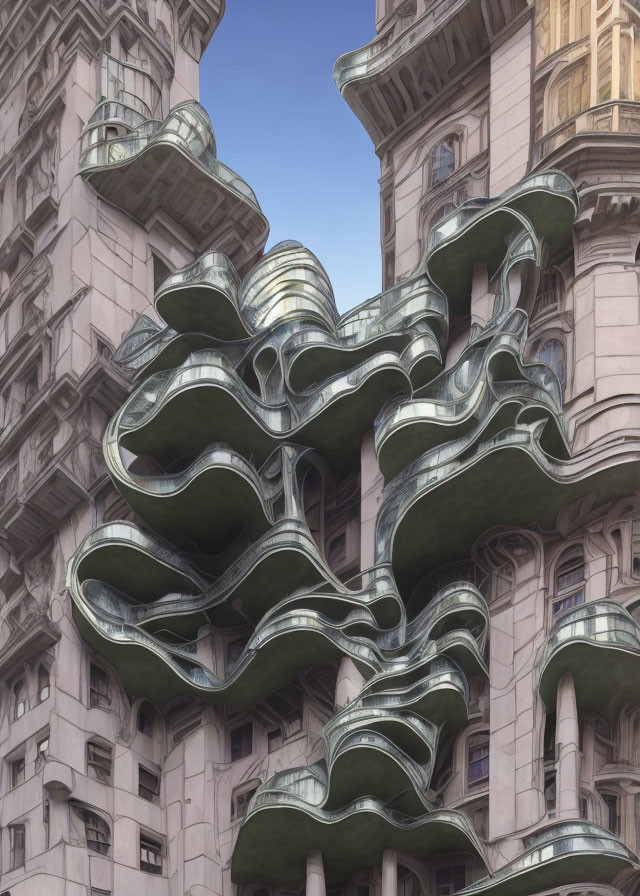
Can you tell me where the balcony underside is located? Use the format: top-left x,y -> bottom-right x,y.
232,796 -> 484,887
381,424 -> 640,597
538,600 -> 640,719
453,822 -> 637,896
424,172 -> 578,317
80,105 -> 268,275
334,0 -> 529,149
111,349 -> 416,480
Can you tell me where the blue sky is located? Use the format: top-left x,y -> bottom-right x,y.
200,1 -> 380,313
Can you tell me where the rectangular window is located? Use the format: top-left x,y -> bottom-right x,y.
89,664 -> 110,707
140,834 -> 163,875
632,519 -> 640,576
85,812 -> 111,855
230,722 -> 253,762
9,824 -> 25,869
434,866 -> 466,896
231,784 -> 259,822
138,766 -> 160,802
468,735 -> 489,784
87,741 -> 112,784
11,756 -> 25,788
602,793 -> 620,835
545,771 -> 557,818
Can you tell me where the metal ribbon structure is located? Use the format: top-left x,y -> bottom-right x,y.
67,170 -> 640,889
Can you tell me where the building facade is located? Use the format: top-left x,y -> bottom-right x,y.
1,1 -> 640,896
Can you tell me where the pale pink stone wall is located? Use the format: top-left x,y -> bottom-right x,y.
488,22 -> 532,196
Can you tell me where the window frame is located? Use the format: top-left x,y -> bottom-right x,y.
551,548 -> 585,618
467,730 -> 490,787
138,764 -> 160,802
89,662 -> 111,709
87,739 -> 113,784
430,135 -> 458,187
139,831 -> 164,875
9,823 -> 25,870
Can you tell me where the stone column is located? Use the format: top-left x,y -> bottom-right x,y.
306,849 -> 326,896
555,671 -> 581,819
381,849 -> 398,896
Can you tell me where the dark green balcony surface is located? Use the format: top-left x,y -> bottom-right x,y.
538,599 -> 640,718
232,800 -> 484,887
384,427 -> 640,597
454,822 -> 637,896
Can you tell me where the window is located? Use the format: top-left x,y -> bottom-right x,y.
533,269 -> 563,318
543,712 -> 556,762
545,771 -> 557,818
36,735 -> 48,771
431,136 -> 457,186
632,519 -> 640,576
230,722 -> 253,761
84,810 -> 111,855
137,701 -> 155,736
467,732 -> 489,785
553,550 -> 585,616
11,756 -> 25,788
87,740 -> 112,784
535,338 -> 565,391
434,866 -> 466,896
9,824 -> 25,869
139,766 -> 160,802
89,663 -> 110,708
231,781 -> 260,821
601,792 -> 620,835
38,666 -> 50,703
140,833 -> 163,874
13,680 -> 26,720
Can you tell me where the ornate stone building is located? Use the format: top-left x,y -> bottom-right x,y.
1,1 -> 640,896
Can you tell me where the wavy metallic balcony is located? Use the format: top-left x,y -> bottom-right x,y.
232,779 -> 486,887
79,100 -> 268,274
334,0 -> 528,149
376,308 -> 568,479
538,599 -> 640,718
378,422 -> 640,597
424,171 -> 578,317
455,822 -> 638,896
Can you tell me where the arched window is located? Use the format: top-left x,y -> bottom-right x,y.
535,338 -> 565,391
137,701 -> 155,736
533,269 -> 564,318
71,804 -> 111,856
552,548 -> 585,616
13,679 -> 26,720
38,665 -> 50,703
430,136 -> 457,186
